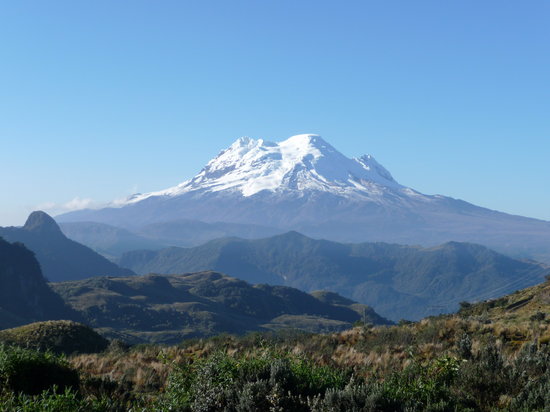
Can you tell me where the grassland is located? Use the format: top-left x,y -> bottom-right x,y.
1,279 -> 550,411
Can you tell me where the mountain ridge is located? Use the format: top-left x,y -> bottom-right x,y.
51,271 -> 391,344
57,134 -> 550,262
118,231 -> 549,321
0,211 -> 136,282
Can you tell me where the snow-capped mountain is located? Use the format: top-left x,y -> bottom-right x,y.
57,134 -> 550,262
122,134 -> 405,204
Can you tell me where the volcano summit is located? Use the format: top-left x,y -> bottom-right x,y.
58,134 -> 550,262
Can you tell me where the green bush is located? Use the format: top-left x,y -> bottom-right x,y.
308,379 -> 383,412
0,344 -> 79,396
0,388 -> 83,412
160,349 -> 482,411
377,355 -> 462,411
160,350 -> 350,411
0,387 -> 120,412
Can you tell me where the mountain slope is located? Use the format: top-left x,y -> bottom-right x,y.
57,134 -> 550,262
51,271 -> 390,344
136,219 -> 284,247
0,237 -> 78,329
458,276 -> 550,325
59,220 -> 284,257
0,212 -> 135,282
118,232 -> 548,321
59,221 -> 167,257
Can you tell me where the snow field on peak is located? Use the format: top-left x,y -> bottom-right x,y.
193,134 -> 402,195
119,134 -> 406,206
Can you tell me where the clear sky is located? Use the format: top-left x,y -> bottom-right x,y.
1,1 -> 549,226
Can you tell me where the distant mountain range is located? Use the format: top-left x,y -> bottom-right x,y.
57,134 -> 550,263
51,271 -> 390,344
0,211 -> 135,282
59,219 -> 283,257
4,209 -> 546,343
58,221 -> 167,258
0,217 -> 390,341
3,211 -> 547,323
118,232 -> 549,321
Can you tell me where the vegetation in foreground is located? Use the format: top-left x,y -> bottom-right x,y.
1,278 -> 550,411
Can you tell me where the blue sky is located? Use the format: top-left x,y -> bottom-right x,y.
1,1 -> 549,226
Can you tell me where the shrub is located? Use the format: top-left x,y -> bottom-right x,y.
0,387 -> 121,412
308,379 -> 383,412
529,311 -> 546,322
455,341 -> 507,408
0,388 -> 83,412
160,350 -> 350,411
0,344 -> 79,396
508,372 -> 550,411
456,333 -> 472,360
378,355 -> 462,411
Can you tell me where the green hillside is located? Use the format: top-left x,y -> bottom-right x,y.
118,232 -> 548,320
458,275 -> 550,330
51,271 -> 391,344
